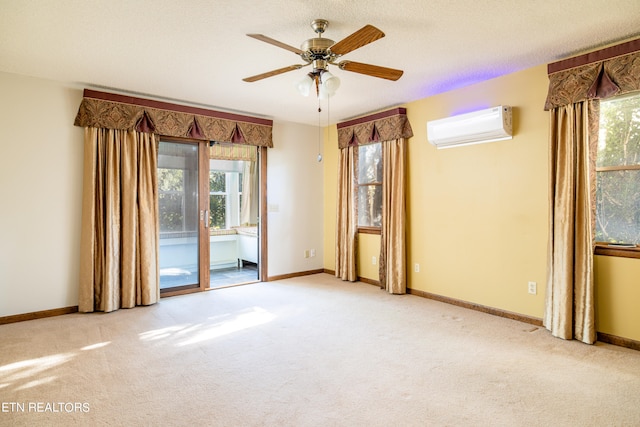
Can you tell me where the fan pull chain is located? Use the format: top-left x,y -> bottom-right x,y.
317,97 -> 323,162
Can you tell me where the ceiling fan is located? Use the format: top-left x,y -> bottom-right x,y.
242,19 -> 403,96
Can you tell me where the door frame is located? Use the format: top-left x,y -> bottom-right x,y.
198,140 -> 210,290
259,146 -> 268,281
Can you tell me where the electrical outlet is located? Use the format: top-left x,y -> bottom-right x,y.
528,281 -> 537,295
310,249 -> 316,257
414,263 -> 420,273
372,256 -> 376,265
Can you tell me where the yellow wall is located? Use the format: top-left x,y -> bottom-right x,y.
323,63 -> 640,343
595,255 -> 640,340
405,65 -> 549,318
357,234 -> 381,281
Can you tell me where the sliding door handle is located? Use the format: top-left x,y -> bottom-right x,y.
201,210 -> 210,228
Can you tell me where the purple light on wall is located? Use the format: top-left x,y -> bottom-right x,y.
415,66 -> 516,103
450,104 -> 492,117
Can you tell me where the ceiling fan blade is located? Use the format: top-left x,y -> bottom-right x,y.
247,34 -> 304,55
329,25 -> 385,56
338,61 -> 404,81
242,65 -> 303,82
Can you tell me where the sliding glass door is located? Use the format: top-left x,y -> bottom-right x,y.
158,140 -> 264,295
158,140 -> 208,292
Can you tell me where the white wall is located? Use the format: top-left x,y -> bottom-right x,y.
0,72 -> 84,316
0,71 -> 325,316
267,121 -> 324,277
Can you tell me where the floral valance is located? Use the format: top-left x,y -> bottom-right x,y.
74,89 -> 273,147
337,107 -> 413,149
545,38 -> 640,110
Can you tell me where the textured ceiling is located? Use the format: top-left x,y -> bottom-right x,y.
1,1 -> 639,125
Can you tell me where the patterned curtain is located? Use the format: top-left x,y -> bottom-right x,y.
79,128 -> 159,313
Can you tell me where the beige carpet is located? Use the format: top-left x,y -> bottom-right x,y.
1,273 -> 640,426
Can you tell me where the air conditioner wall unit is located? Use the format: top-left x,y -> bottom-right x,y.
427,106 -> 513,149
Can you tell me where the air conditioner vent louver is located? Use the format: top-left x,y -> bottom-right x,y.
427,106 -> 513,149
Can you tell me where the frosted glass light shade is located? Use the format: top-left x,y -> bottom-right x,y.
296,75 -> 313,97
321,71 -> 340,94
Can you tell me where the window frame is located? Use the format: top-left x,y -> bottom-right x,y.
594,244 -> 640,258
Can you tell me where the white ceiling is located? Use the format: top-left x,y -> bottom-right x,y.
1,1 -> 639,126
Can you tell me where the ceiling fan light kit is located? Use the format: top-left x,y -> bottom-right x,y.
321,71 -> 340,93
243,19 -> 403,99
295,74 -> 314,97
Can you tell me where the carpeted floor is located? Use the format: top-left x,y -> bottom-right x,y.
1,273 -> 639,426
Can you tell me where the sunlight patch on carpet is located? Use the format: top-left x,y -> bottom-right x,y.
0,352 -> 75,390
177,307 -> 276,346
137,307 -> 277,346
80,341 -> 111,351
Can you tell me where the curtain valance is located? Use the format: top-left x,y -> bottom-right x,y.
74,89 -> 273,147
544,38 -> 640,110
210,143 -> 257,161
336,108 -> 413,149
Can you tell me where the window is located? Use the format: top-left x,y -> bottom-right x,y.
596,93 -> 640,246
209,171 -> 227,229
209,167 -> 243,230
357,142 -> 382,228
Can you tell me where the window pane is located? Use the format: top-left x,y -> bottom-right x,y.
158,168 -> 185,232
159,168 -> 184,192
598,95 -> 640,168
210,195 -> 226,229
358,143 -> 382,184
210,171 -> 226,192
596,170 -> 640,244
158,141 -> 199,290
358,185 -> 382,227
159,193 -> 184,232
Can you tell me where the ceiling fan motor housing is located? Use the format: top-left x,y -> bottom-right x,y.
300,38 -> 336,71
